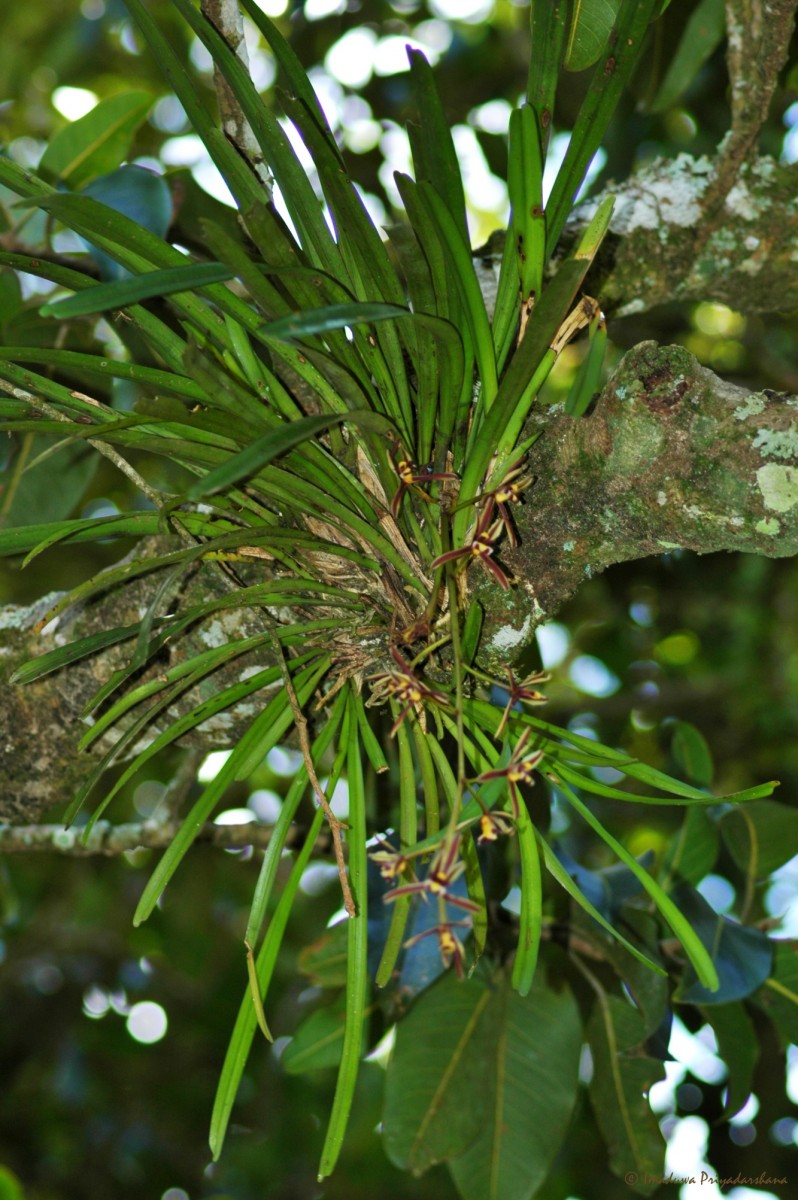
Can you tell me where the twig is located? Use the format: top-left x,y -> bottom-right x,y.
699,0 -> 798,221
273,639 -> 356,917
201,0 -> 272,192
0,815 -> 329,856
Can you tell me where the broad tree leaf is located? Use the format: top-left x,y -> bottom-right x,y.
754,939 -> 798,1045
39,92 -> 153,187
564,0 -> 621,72
446,968 -> 582,1200
662,807 -> 719,885
649,0 -> 726,113
385,964 -> 582,1200
1,434 -> 98,527
587,995 -> 666,1192
719,799 -> 798,878
383,969 -> 496,1173
297,923 -> 349,990
283,995 -> 347,1074
700,1001 -> 759,1119
672,885 -> 773,1006
670,719 -> 714,787
78,165 -> 173,280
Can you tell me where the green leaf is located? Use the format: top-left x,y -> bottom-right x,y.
318,694 -> 370,1179
0,1165 -> 25,1200
672,885 -> 773,1006
701,1001 -> 759,1119
39,262 -> 235,318
719,799 -> 798,877
546,0 -> 658,255
756,940 -> 798,1045
298,922 -> 349,990
552,774 -> 719,990
78,166 -> 173,280
383,969 -> 491,1173
406,48 -> 469,250
670,720 -> 714,787
209,806 -> 326,1160
538,836 -> 665,974
587,995 -> 666,1191
649,0 -> 725,113
511,802 -> 542,996
564,305 -> 607,416
662,807 -> 719,885
526,0 -> 568,144
564,0 -> 622,72
446,968 -> 582,1200
132,658 -> 329,924
283,995 -> 347,1075
182,413 -> 346,500
259,302 -> 412,342
38,91 -> 153,187
1,434 -> 98,527
124,0 -> 266,215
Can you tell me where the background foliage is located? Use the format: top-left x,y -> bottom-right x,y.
1,2 -> 798,1199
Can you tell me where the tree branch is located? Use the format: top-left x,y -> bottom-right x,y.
476,341 -> 798,664
569,155 -> 798,318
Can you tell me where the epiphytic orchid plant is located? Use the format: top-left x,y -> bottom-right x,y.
0,2 -> 782,1197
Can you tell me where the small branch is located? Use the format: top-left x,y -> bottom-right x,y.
0,816 -> 329,856
698,0 -> 798,221
201,0 -> 272,193
274,641 -> 356,917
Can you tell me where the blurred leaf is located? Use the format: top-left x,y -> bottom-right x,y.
720,799 -> 798,877
672,885 -> 773,1006
298,923 -> 349,989
670,720 -> 714,787
649,0 -> 725,112
78,165 -> 173,280
756,940 -> 798,1044
0,1165 -> 24,1200
701,1001 -> 759,1119
283,996 -> 347,1074
587,995 -> 666,1192
663,806 -> 719,884
564,0 -> 621,72
0,434 -> 98,527
38,92 -> 153,187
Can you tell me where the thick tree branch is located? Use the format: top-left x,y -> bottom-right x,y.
476,341 -> 798,664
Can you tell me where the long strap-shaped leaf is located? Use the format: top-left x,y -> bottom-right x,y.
209,801 -> 327,1159
318,689 -> 370,1179
545,0 -> 658,254
123,0 -> 266,214
132,656 -> 331,925
550,773 -> 719,991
